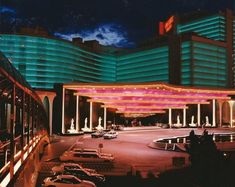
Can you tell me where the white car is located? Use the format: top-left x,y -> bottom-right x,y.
42,174 -> 96,187
52,163 -> 96,174
103,131 -> 118,139
60,151 -> 114,162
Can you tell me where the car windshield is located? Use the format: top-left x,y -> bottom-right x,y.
65,166 -> 81,170
74,149 -> 97,153
59,177 -> 81,184
74,153 -> 99,158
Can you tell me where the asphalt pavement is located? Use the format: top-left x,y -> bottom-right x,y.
36,128 -> 235,187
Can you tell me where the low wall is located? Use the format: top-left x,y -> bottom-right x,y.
12,135 -> 49,187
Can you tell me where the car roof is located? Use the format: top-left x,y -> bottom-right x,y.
56,174 -> 81,180
64,168 -> 89,173
107,131 -> 116,133
74,152 -> 98,155
73,148 -> 98,152
61,163 -> 82,167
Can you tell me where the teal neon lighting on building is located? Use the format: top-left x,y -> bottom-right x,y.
181,41 -> 227,87
117,46 -> 169,82
0,34 -> 117,89
177,15 -> 225,41
0,34 -> 171,88
0,10 -> 232,89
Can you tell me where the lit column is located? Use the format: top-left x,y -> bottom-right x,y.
62,87 -> 65,134
27,97 -> 30,144
212,99 -> 216,127
31,101 -> 35,137
75,95 -> 79,132
104,107 -> 107,130
20,92 -> 25,163
49,100 -> 53,136
197,104 -> 201,127
218,100 -> 223,127
89,102 -> 93,131
168,108 -> 172,128
229,101 -> 234,128
10,84 -> 16,179
183,108 -> 186,127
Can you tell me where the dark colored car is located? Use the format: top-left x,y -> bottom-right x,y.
91,131 -> 105,138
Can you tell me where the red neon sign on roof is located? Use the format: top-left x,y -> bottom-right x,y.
159,15 -> 174,35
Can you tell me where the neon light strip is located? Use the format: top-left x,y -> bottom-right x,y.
123,113 -> 156,117
65,82 -> 235,94
87,99 -> 210,104
0,135 -> 42,187
76,89 -> 229,97
15,150 -> 22,158
103,105 -> 187,109
76,93 -> 230,99
14,159 -> 21,174
23,151 -> 28,160
116,111 -> 166,114
0,173 -> 10,187
0,161 -> 10,174
76,89 -> 229,96
0,150 -> 22,174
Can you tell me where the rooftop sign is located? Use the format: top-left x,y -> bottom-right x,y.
159,16 -> 175,35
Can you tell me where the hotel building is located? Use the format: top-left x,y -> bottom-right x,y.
0,9 -> 235,134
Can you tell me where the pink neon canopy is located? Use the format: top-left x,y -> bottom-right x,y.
64,82 -> 235,117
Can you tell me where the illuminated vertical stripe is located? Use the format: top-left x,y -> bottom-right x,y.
0,34 -> 117,89
117,46 -> 169,82
181,41 -> 227,87
177,15 -> 225,41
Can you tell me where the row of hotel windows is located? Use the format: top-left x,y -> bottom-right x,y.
0,13 -> 234,88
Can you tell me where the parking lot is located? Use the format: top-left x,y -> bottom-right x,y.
36,128 -> 235,186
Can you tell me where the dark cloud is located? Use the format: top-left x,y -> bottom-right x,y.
96,33 -> 105,40
54,23 -> 135,48
0,6 -> 16,14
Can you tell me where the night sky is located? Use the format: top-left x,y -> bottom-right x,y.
0,0 -> 233,47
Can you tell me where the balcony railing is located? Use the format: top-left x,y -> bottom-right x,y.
0,130 -> 47,186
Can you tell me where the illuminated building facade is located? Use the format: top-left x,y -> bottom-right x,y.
179,11 -> 233,87
1,8 -> 235,185
0,35 -> 117,89
0,9 -> 234,89
0,9 -> 235,134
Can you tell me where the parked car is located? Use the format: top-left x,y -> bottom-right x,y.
107,124 -> 124,131
114,125 -> 124,131
42,174 -> 96,187
91,131 -> 105,138
103,131 -> 118,139
62,168 -> 105,185
71,148 -> 113,157
52,163 -> 96,174
60,151 -> 114,162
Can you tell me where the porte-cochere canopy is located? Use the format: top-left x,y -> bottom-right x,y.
64,82 -> 235,117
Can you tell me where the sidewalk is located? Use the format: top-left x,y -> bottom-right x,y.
123,126 -> 161,131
